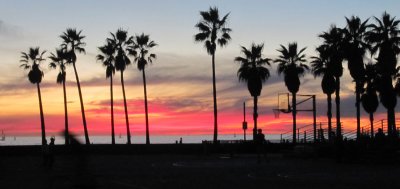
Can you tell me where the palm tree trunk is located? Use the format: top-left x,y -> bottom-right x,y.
370,113 -> 374,138
356,82 -> 361,140
211,53 -> 218,143
253,96 -> 258,141
327,94 -> 332,142
62,79 -> 69,145
37,83 -> 46,146
110,74 -> 115,145
292,92 -> 297,144
72,63 -> 90,145
143,69 -> 150,145
335,77 -> 341,140
121,71 -> 131,144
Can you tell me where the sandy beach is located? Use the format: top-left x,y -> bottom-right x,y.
1,145 -> 400,189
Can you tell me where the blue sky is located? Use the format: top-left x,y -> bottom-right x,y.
0,0 -> 399,136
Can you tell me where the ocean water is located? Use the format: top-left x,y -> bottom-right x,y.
0,134 -> 282,146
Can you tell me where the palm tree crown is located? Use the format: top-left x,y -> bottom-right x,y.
60,28 -> 86,63
131,33 -> 157,70
97,42 -> 116,79
107,29 -> 134,72
235,43 -> 271,97
311,46 -> 336,95
194,7 -> 231,55
20,47 -> 46,84
366,12 -> 400,75
275,42 -> 309,93
49,48 -> 68,84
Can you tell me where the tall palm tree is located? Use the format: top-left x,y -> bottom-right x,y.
235,43 -> 271,140
131,33 -> 157,145
60,28 -> 90,144
49,48 -> 70,145
107,29 -> 134,144
361,63 -> 379,138
342,16 -> 369,140
275,42 -> 309,144
194,7 -> 232,143
97,42 -> 116,144
20,47 -> 46,145
366,12 -> 400,137
311,45 -> 336,141
318,26 -> 345,139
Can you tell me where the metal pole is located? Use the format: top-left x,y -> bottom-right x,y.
304,131 -> 306,143
297,129 -> 300,143
280,134 -> 282,143
313,95 -> 317,143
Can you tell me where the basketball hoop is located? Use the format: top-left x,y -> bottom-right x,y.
273,109 -> 280,118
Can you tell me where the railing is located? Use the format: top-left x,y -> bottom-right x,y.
279,119 -> 400,143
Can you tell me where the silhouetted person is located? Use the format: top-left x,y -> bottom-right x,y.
179,137 -> 182,144
42,139 -> 49,167
63,131 -> 96,188
48,137 -> 55,168
255,129 -> 267,163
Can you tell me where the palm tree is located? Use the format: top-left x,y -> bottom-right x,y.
20,47 -> 46,145
342,16 -> 369,140
275,42 -> 309,144
318,26 -> 345,139
49,48 -> 70,145
107,29 -> 134,144
366,12 -> 400,137
235,43 -> 271,140
194,7 -> 232,143
361,63 -> 379,138
131,33 -> 157,145
60,28 -> 90,144
97,42 -> 116,144
311,46 -> 336,141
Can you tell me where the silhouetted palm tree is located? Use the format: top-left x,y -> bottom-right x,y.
60,28 -> 90,144
107,29 -> 134,144
342,16 -> 369,140
20,47 -> 46,145
366,12 -> 400,137
361,63 -> 379,138
311,46 -> 336,141
131,33 -> 157,145
49,48 -> 70,145
275,42 -> 309,144
97,42 -> 116,144
194,7 -> 232,143
235,43 -> 271,140
318,26 -> 345,139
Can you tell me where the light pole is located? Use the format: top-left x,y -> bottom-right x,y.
242,101 -> 247,141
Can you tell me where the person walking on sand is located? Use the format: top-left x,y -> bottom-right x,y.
255,129 -> 267,163
48,137 -> 55,168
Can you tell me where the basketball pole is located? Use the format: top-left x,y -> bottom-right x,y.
243,101 -> 246,141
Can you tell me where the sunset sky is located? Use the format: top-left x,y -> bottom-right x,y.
0,0 -> 399,140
